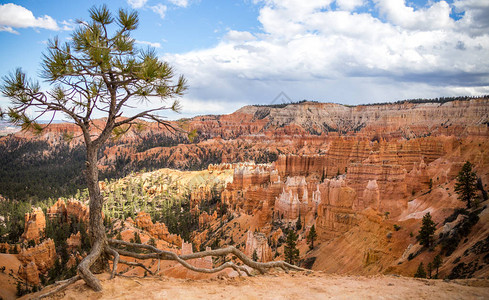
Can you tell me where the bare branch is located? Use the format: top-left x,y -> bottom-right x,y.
37,275 -> 81,299
108,239 -> 306,276
118,259 -> 154,275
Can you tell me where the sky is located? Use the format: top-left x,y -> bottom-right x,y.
0,0 -> 488,119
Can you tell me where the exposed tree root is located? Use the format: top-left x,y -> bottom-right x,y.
36,275 -> 81,299
77,240 -> 104,292
105,246 -> 120,279
118,259 -> 154,275
36,238 -> 305,298
107,239 -> 306,277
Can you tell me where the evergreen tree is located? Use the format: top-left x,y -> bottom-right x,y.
454,161 -> 478,208
414,262 -> 427,278
252,249 -> 259,261
417,212 -> 436,248
296,214 -> 302,231
307,225 -> 317,250
427,262 -> 433,279
284,229 -> 300,265
1,4 -> 187,290
134,231 -> 142,244
433,254 -> 442,279
16,281 -> 22,297
148,238 -> 157,247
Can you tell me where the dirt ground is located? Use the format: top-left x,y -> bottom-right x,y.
23,271 -> 489,300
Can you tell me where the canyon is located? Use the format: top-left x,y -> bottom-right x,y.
0,97 -> 489,299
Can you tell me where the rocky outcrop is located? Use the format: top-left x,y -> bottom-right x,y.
181,241 -> 212,268
199,211 -> 218,229
134,212 -> 182,246
18,239 -> 56,285
22,207 -> 46,243
47,198 -> 90,222
0,243 -> 20,254
19,261 -> 40,285
245,230 -> 273,262
316,177 -> 358,239
66,232 -> 81,251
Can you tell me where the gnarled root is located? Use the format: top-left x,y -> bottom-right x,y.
36,275 -> 81,299
107,239 -> 306,277
77,240 -> 104,292
118,259 -> 154,275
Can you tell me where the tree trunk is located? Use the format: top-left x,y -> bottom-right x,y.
77,144 -> 107,291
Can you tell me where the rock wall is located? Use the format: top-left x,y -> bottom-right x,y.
47,198 -> 90,222
18,239 -> 56,285
134,212 -> 182,246
245,230 -> 273,262
22,207 -> 46,243
181,241 -> 212,269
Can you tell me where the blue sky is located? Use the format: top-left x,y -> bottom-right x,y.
1,0 -> 488,119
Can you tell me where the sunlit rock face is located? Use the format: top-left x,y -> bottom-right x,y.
18,239 -> 56,285
134,212 -> 182,247
245,230 -> 273,262
22,207 -> 46,244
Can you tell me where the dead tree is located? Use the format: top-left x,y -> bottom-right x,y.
37,239 -> 305,298
1,5 -> 186,292
1,5 -> 305,297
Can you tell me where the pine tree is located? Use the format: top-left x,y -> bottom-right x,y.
427,262 -> 433,279
414,262 -> 427,278
284,229 -> 300,265
296,214 -> 302,231
455,161 -> 478,208
307,225 -> 317,250
433,254 -> 442,279
5,4 -> 185,288
16,281 -> 23,297
134,231 -> 142,244
417,212 -> 436,248
252,249 -> 259,261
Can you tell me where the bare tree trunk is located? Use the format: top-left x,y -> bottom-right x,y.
77,145 -> 107,291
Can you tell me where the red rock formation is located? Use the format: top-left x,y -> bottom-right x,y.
245,230 -> 273,262
22,207 -> 46,243
18,239 -> 56,285
181,240 -> 212,268
46,198 -> 67,219
0,243 -> 20,254
198,211 -> 218,229
66,232 -> 81,251
134,212 -> 182,246
191,186 -> 213,206
19,261 -> 40,285
316,178 -> 358,239
47,198 -> 90,222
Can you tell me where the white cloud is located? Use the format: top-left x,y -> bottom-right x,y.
60,20 -> 74,31
453,0 -> 489,36
373,0 -> 453,30
0,3 -> 59,32
150,4 -> 167,19
169,0 -> 189,8
162,0 -> 489,110
0,25 -> 18,34
135,40 -> 162,48
224,30 -> 256,42
127,0 -> 148,9
336,0 -> 364,11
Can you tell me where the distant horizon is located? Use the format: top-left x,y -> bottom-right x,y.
1,94 -> 488,127
1,0 -> 488,119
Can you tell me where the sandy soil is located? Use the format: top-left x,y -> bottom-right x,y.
24,271 -> 489,300
0,253 -> 22,300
